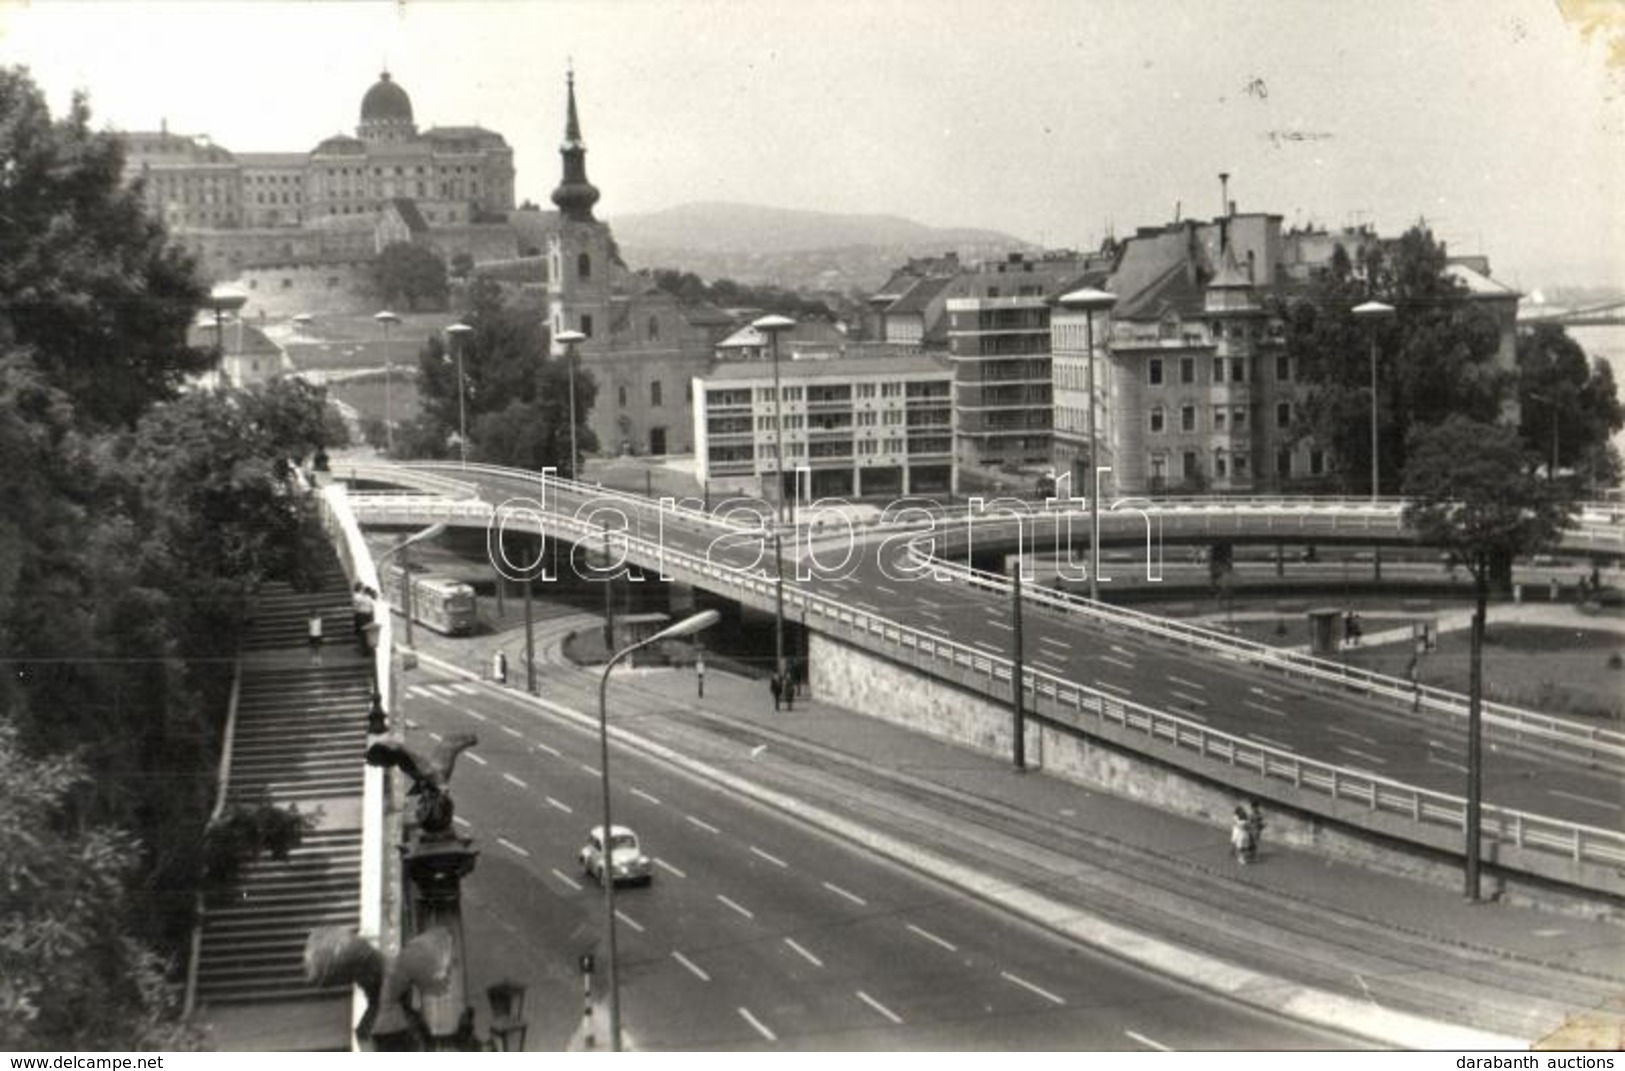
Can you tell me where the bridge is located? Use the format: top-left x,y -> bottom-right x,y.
1518,300 -> 1625,328
334,460 -> 1625,899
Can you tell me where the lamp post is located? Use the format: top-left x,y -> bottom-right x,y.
205,286 -> 249,385
753,315 -> 796,693
1352,300 -> 1395,503
375,310 -> 401,454
596,609 -> 720,1051
555,329 -> 586,480
1056,288 -> 1118,603
445,322 -> 474,467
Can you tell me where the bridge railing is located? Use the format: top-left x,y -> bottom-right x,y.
907,542 -> 1625,772
338,461 -> 480,501
475,497 -> 1625,876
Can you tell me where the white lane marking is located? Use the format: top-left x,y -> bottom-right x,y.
1170,690 -> 1208,707
500,725 -> 523,739
1246,733 -> 1292,751
973,640 -> 1004,654
1178,709 -> 1209,723
1428,755 -> 1469,773
784,937 -> 823,967
1549,789 -> 1624,812
466,753 -> 488,766
407,686 -> 429,698
502,772 -> 528,789
750,846 -> 788,868
496,837 -> 530,858
453,815 -> 472,829
545,796 -> 573,814
1125,1030 -> 1173,1051
822,881 -> 867,906
453,683 -> 478,695
874,584 -> 898,597
987,620 -> 1015,632
1169,675 -> 1206,691
1100,654 -> 1135,670
654,857 -> 686,878
1095,681 -> 1133,696
1039,636 -> 1070,650
1001,970 -> 1066,1005
631,787 -> 662,805
580,764 -> 601,778
1338,746 -> 1388,767
906,923 -> 957,952
687,815 -> 721,834
465,709 -> 488,722
1249,685 -> 1282,701
738,1007 -> 776,1043
1109,644 -> 1135,658
429,731 -> 444,742
672,950 -> 710,982
925,625 -> 952,636
857,990 -> 903,1025
918,609 -> 943,620
716,894 -> 754,920
534,741 -> 562,757
1532,928 -> 1567,938
1326,725 -> 1376,744
615,909 -> 645,933
550,868 -> 582,891
1244,700 -> 1287,718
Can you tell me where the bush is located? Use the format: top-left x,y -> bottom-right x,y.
203,800 -> 312,890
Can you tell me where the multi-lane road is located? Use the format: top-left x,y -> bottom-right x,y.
402,648 -> 1358,1051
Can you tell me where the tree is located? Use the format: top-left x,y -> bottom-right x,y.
373,242 -> 448,311
0,68 -> 208,428
1402,416 -> 1575,900
1280,227 -> 1509,493
1515,322 -> 1623,490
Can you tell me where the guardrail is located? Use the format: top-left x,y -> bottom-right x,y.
441,495 -> 1625,877
907,540 -> 1625,773
317,484 -> 390,1045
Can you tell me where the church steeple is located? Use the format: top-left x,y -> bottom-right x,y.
551,69 -> 600,223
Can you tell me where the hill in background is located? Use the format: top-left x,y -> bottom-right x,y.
609,201 -> 1034,293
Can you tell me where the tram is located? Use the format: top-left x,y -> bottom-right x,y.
384,564 -> 477,636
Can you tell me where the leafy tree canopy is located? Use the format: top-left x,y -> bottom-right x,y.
373,241 -> 448,312
1279,226 -> 1508,493
1515,322 -> 1623,491
647,268 -> 829,319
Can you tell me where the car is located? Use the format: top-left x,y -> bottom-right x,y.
579,824 -> 652,886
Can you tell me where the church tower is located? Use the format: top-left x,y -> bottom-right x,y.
547,71 -> 617,355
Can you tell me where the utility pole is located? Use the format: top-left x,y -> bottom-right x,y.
524,569 -> 536,695
1011,562 -> 1026,770
602,523 -> 615,651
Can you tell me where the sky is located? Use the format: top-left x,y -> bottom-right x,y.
2,0 -> 1622,290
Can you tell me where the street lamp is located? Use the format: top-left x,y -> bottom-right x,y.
445,322 -> 474,467
485,980 -> 529,1052
596,609 -> 720,1051
375,310 -> 401,454
555,329 -> 586,480
752,314 -> 796,693
377,522 -> 447,651
205,286 -> 249,384
1057,288 -> 1117,603
1352,300 -> 1395,503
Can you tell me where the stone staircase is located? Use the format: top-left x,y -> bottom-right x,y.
193,558 -> 374,1049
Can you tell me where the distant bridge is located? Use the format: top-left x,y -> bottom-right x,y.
1518,300 -> 1625,328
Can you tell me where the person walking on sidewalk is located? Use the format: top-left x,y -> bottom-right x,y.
769,673 -> 783,712
1246,800 -> 1265,862
493,649 -> 508,686
1230,806 -> 1253,865
307,608 -> 324,666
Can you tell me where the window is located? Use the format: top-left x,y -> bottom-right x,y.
651,381 -> 663,407
1182,450 -> 1199,478
1181,405 -> 1196,432
1215,451 -> 1228,478
578,252 -> 592,281
1232,358 -> 1248,383
1149,406 -> 1165,433
1276,448 -> 1293,477
1180,357 -> 1195,384
1148,358 -> 1164,385
1276,355 -> 1292,382
1213,407 -> 1227,431
1310,449 -> 1325,475
1233,407 -> 1248,429
648,316 -> 659,341
581,314 -> 594,338
1213,357 -> 1225,381
1233,455 -> 1248,474
617,384 -> 627,408
685,381 -> 692,403
856,383 -> 876,399
882,382 -> 903,398
1212,320 -> 1225,339
1276,402 -> 1292,429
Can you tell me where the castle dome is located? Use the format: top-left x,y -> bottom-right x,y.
360,71 -> 413,124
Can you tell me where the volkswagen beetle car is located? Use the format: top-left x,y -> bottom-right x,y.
579,824 -> 652,885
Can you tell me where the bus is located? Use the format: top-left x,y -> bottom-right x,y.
384,565 -> 477,636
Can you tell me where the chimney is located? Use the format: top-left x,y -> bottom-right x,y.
1219,172 -> 1230,218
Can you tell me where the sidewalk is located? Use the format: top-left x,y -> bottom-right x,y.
411,617 -> 1625,1048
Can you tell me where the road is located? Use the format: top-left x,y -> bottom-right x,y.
403,654 -> 1358,1050
396,466 -> 1625,832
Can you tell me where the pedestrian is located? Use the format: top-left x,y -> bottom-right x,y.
1550,576 -> 1561,604
696,654 -> 706,698
1246,801 -> 1265,861
1349,612 -> 1362,647
769,673 -> 783,712
784,670 -> 795,712
1230,806 -> 1252,865
352,583 -> 373,637
493,650 -> 508,686
1342,610 -> 1355,649
307,609 -> 324,665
